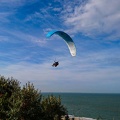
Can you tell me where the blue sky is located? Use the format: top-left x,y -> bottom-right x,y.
0,0 -> 120,93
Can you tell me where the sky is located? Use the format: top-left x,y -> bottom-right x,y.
0,0 -> 120,93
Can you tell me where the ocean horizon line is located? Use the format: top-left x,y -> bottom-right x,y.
42,92 -> 120,94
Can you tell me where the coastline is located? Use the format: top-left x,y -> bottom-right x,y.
72,117 -> 96,120
62,117 -> 96,120
62,115 -> 96,120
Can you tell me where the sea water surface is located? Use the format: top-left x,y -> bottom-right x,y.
43,93 -> 120,120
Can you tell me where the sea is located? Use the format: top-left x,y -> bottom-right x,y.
42,93 -> 120,120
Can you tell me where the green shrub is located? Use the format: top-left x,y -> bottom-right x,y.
41,95 -> 67,120
0,75 -> 67,120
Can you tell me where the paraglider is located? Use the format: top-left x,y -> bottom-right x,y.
52,61 -> 59,67
46,30 -> 76,67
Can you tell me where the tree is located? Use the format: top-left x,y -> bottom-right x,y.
0,76 -> 21,120
41,95 -> 67,120
0,75 -> 68,120
19,82 -> 42,120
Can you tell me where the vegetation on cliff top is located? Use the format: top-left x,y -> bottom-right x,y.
0,75 -> 67,120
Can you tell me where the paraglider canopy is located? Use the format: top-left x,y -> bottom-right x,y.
46,30 -> 76,56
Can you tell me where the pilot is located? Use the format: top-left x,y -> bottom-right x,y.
52,61 -> 59,67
